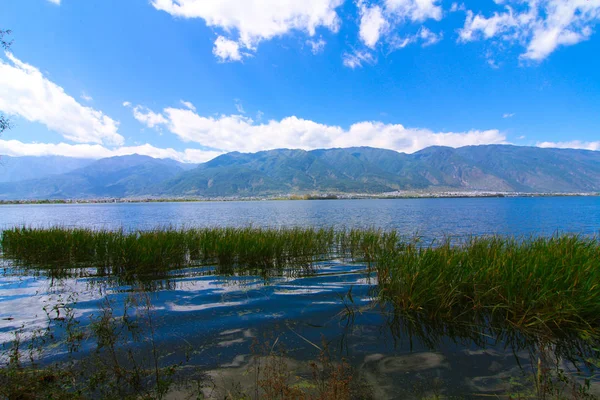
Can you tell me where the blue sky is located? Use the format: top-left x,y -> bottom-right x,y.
0,0 -> 599,163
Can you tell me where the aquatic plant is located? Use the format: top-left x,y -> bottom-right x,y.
375,235 -> 600,338
0,226 -> 395,280
4,227 -> 600,338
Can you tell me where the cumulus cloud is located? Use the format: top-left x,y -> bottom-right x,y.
359,3 -> 388,48
537,140 -> 600,151
0,139 -> 224,163
0,53 -> 123,145
151,0 -> 344,61
126,105 -> 507,154
459,0 -> 600,61
342,50 -> 376,68
213,36 -> 244,62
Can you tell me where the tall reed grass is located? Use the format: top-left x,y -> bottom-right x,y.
3,227 -> 600,336
375,235 -> 600,337
0,226 -> 393,279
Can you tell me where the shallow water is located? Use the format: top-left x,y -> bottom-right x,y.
2,259 -> 598,398
2,198 -> 600,398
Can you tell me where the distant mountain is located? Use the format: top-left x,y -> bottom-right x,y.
0,156 -> 94,183
1,145 -> 600,200
0,155 -> 193,199
155,145 -> 600,197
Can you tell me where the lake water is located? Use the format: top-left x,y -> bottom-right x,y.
1,197 -> 599,239
1,197 -> 600,398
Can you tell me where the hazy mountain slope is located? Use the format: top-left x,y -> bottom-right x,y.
0,155 -> 190,199
409,146 -> 514,191
2,146 -> 600,199
0,156 -> 94,183
455,145 -> 600,192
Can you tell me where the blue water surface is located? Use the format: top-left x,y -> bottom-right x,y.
1,197 -> 600,398
1,197 -> 599,239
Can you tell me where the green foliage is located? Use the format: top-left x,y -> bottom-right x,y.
1,29 -> 12,136
0,29 -> 11,50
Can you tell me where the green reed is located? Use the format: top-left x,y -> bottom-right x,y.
375,235 -> 600,337
0,226 -> 391,280
4,227 -> 600,337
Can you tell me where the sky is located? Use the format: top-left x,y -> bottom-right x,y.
0,0 -> 599,163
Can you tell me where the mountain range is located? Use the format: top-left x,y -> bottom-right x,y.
1,145 -> 600,200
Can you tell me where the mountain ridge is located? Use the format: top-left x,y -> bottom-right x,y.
1,145 -> 600,199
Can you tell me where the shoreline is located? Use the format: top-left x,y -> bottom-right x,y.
0,191 -> 598,205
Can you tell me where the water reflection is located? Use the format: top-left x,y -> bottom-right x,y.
2,261 -> 600,398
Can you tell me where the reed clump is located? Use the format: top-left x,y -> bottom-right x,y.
376,235 -> 600,337
0,226 -> 392,279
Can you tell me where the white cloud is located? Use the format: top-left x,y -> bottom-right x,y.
306,37 -> 327,54
151,0 -> 344,60
129,105 -> 507,154
131,105 -> 169,128
342,50 -> 376,68
234,99 -> 245,114
418,26 -> 442,46
0,139 -> 223,163
450,3 -> 466,13
180,100 -> 196,111
47,0 -> 60,4
122,101 -> 132,107
0,53 -> 123,145
213,36 -> 244,62
459,0 -> 600,61
81,92 -> 93,102
359,3 -> 388,48
389,27 -> 442,49
354,0 -> 443,50
485,50 -> 500,69
503,113 -> 515,118
384,0 -> 443,22
537,140 -> 600,151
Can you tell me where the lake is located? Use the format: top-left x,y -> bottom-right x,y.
1,197 -> 600,398
1,196 -> 599,238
